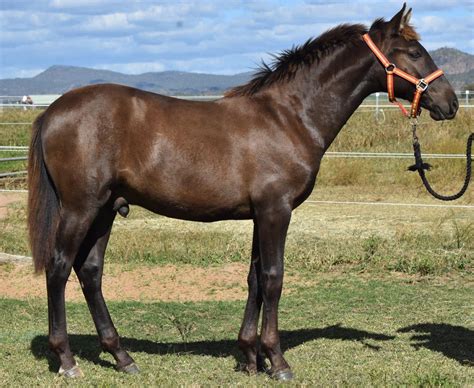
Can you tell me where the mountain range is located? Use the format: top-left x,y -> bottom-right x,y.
1,48 -> 472,96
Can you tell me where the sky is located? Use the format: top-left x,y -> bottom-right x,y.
0,0 -> 473,79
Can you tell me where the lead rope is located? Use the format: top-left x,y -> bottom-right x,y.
408,120 -> 473,201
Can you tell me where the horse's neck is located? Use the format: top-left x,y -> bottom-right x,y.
287,42 -> 378,152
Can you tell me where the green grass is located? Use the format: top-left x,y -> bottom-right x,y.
0,276 -> 472,386
0,108 -> 38,146
0,151 -> 27,173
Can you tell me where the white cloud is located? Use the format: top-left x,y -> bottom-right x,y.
1,1 -> 472,79
81,12 -> 133,31
0,29 -> 51,47
49,0 -> 118,9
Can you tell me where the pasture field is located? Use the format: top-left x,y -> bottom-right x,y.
0,107 -> 472,385
0,275 -> 473,386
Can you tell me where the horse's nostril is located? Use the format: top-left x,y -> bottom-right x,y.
452,98 -> 459,112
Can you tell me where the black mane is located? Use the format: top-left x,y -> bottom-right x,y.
225,23 -> 368,97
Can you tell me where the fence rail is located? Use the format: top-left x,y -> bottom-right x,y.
0,146 -> 29,151
0,171 -> 27,178
0,156 -> 27,162
1,90 -> 473,109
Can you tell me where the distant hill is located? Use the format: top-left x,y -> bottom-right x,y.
429,48 -> 474,89
0,66 -> 254,96
1,48 -> 472,95
429,48 -> 474,75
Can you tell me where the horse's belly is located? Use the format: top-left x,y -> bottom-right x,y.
121,176 -> 251,222
133,195 -> 252,222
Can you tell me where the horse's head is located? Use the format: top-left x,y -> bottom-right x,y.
369,4 -> 458,120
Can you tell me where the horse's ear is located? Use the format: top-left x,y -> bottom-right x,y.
387,3 -> 408,35
401,7 -> 413,29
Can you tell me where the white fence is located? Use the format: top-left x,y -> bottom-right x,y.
0,91 -> 473,109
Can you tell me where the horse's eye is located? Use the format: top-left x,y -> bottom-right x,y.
408,50 -> 422,60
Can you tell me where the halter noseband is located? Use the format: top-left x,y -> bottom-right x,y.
363,33 -> 444,118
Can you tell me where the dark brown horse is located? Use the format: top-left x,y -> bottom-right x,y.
28,4 -> 458,380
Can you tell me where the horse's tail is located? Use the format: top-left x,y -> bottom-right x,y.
27,113 -> 60,273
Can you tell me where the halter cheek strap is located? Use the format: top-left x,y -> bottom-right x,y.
363,33 -> 444,118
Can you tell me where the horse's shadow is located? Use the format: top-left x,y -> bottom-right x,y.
32,322 -> 473,372
30,323 -> 394,372
398,323 -> 474,366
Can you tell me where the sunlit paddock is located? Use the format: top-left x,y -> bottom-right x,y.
0,104 -> 472,386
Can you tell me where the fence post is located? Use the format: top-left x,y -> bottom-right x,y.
466,90 -> 470,106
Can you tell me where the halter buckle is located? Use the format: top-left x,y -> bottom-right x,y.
385,63 -> 396,74
416,79 -> 428,91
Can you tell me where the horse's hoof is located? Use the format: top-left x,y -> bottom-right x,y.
58,364 -> 84,378
117,362 -> 140,374
271,369 -> 294,381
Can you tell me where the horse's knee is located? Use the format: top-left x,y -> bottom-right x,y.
261,268 -> 283,296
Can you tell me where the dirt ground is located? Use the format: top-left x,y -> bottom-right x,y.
0,262 -> 245,301
0,261 -> 304,302
0,192 -> 23,219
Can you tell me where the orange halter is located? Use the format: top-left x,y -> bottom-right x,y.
363,33 -> 444,118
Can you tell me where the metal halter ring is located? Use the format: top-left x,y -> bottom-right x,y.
416,79 -> 428,91
385,63 -> 396,74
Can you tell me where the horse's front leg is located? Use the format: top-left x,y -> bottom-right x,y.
255,203 -> 293,380
238,221 -> 266,373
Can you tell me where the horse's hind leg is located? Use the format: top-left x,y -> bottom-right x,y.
73,205 -> 138,374
46,207 -> 98,377
238,222 -> 265,373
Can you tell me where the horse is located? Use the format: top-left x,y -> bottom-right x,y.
27,4 -> 458,380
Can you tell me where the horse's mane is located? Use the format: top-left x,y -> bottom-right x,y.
225,24 -> 367,97
225,18 -> 419,98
